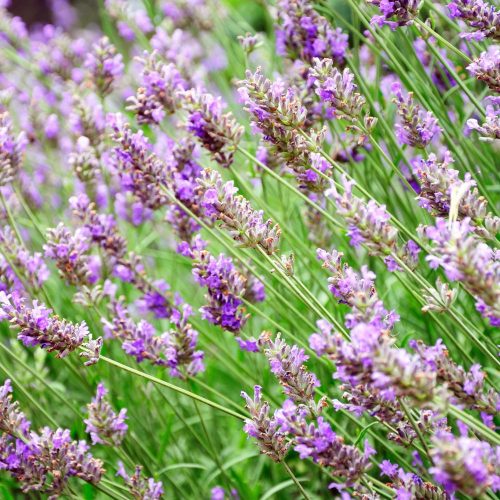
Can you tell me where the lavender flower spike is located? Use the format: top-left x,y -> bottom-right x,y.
391,81 -> 441,148
275,0 -> 348,66
367,0 -> 420,29
467,98 -> 500,141
0,292 -> 90,358
198,168 -> 281,254
0,379 -> 31,437
326,176 -> 420,271
448,0 -> 500,41
430,430 -> 500,496
85,383 -> 128,446
261,332 -> 322,411
241,385 -> 290,462
181,89 -> 243,168
309,58 -> 367,123
419,218 -> 500,326
467,46 -> 500,92
413,151 -> 500,239
117,462 -> 164,499
0,380 -> 104,496
127,51 -> 187,124
0,111 -> 27,186
276,399 -> 372,485
85,36 -> 124,97
44,223 -> 95,287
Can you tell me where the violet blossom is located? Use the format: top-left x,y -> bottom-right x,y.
448,0 -> 500,41
84,382 -> 128,446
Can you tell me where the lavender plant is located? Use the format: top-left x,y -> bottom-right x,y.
0,0 -> 498,498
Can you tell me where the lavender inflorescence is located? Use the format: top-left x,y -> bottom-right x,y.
85,383 -> 128,446
0,379 -> 104,497
198,168 -> 281,254
448,0 -> 500,40
181,89 -> 243,168
0,292 -> 92,358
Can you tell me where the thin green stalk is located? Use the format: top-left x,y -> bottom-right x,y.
86,351 -> 247,421
282,461 -> 310,500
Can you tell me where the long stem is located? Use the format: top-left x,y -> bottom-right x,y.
85,351 -> 247,421
282,461 -> 310,500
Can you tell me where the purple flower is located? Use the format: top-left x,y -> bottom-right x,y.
0,111 -> 27,186
275,0 -> 348,66
367,0 -> 420,29
276,399 -> 371,484
85,36 -> 124,97
181,90 -> 243,168
326,176 -> 417,270
467,98 -> 500,141
44,223 -> 96,286
309,59 -> 368,122
391,82 -> 441,148
412,151 -> 499,239
110,119 -> 169,210
448,0 -> 500,40
198,168 -> 281,254
467,46 -> 500,92
241,385 -> 290,462
430,430 -> 500,496
84,383 -> 128,446
261,333 -> 321,410
69,136 -> 100,183
380,460 -> 447,498
419,218 -> 500,326
411,339 -> 498,414
188,246 -> 248,334
0,380 -> 104,496
0,379 -> 31,438
116,462 -> 164,499
127,51 -> 187,124
0,225 -> 49,291
0,292 -> 91,358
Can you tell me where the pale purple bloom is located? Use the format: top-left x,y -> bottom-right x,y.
0,292 -> 90,358
44,223 -> 97,286
367,0 -> 420,29
276,399 -> 371,484
241,385 -> 290,462
181,89 -> 243,168
412,151 -> 499,239
0,380 -> 104,496
0,111 -> 27,186
467,46 -> 500,92
198,168 -> 281,254
310,59 -> 367,122
0,225 -> 49,291
116,462 -> 164,499
430,430 -> 500,496
420,218 -> 500,325
85,383 -> 128,446
127,51 -> 187,124
261,333 -> 321,409
391,82 -> 441,148
85,37 -> 124,97
110,119 -> 168,210
467,98 -> 500,141
275,0 -> 348,66
448,0 -> 500,40
186,244 -> 248,333
411,339 -> 498,414
326,176 -> 418,270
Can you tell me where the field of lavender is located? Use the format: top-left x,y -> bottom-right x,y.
0,0 -> 498,498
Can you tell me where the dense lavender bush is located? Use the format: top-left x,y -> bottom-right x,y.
0,0 -> 498,498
